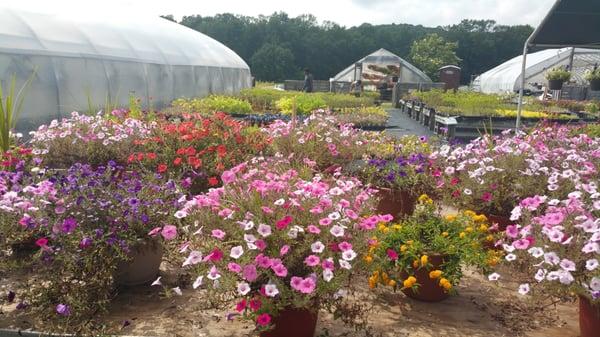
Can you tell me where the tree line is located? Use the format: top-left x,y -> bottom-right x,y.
161,13 -> 533,84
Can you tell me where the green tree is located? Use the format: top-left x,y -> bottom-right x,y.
250,43 -> 296,81
409,33 -> 461,81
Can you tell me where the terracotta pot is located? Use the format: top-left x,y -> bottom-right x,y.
401,254 -> 450,302
548,79 -> 565,90
376,188 -> 416,219
260,307 -> 318,337
580,296 -> 600,337
590,79 -> 600,91
114,240 -> 163,286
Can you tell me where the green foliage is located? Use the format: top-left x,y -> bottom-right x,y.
545,67 -> 571,82
239,88 -> 295,112
367,200 -> 496,291
250,43 -> 297,82
409,33 -> 461,81
411,90 -> 575,119
172,95 -> 253,115
316,93 -> 375,109
0,74 -> 32,152
335,106 -> 389,127
584,68 -> 600,82
275,95 -> 327,115
180,14 -> 532,83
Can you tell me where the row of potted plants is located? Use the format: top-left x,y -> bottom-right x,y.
1,106 -> 600,336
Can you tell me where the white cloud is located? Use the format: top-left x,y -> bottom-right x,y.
9,0 -> 555,27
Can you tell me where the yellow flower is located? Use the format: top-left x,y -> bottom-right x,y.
412,260 -> 419,268
464,210 -> 476,217
388,279 -> 397,287
420,255 -> 429,266
487,257 -> 499,266
459,232 -> 466,238
378,224 -> 387,232
479,224 -> 489,232
364,255 -> 373,264
406,240 -> 414,245
403,276 -> 417,288
439,278 -> 452,290
382,272 -> 389,284
441,232 -> 449,237
486,235 -> 495,242
418,194 -> 431,203
382,227 -> 390,234
444,214 -> 457,221
368,277 -> 377,289
429,270 -> 443,279
465,226 -> 474,233
400,244 -> 408,252
392,224 -> 402,231
474,214 -> 488,222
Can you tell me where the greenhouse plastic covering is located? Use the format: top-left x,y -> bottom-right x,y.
332,48 -> 432,84
0,5 -> 251,132
474,48 -> 600,94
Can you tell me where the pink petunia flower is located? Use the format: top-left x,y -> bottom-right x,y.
161,225 -> 178,240
387,249 -> 399,261
243,264 -> 258,282
307,225 -> 321,234
212,229 -> 226,240
279,245 -> 290,256
228,262 -> 242,273
304,255 -> 320,267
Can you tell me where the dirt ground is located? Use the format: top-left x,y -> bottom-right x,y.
0,266 -> 579,337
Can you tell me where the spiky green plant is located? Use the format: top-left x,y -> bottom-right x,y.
0,74 -> 33,152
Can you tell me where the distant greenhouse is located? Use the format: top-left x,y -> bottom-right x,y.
332,48 -> 432,88
0,6 -> 251,131
473,48 -> 600,94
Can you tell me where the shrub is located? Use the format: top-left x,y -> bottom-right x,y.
275,95 -> 327,115
239,88 -> 295,112
334,107 -> 389,127
172,95 -> 253,115
584,68 -> 600,82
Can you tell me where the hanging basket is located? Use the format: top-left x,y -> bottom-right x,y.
590,79 -> 600,91
548,79 -> 565,90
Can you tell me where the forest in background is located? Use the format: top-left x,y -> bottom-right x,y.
161,13 -> 533,84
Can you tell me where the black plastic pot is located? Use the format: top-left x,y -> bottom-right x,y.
548,79 -> 565,90
590,79 -> 600,91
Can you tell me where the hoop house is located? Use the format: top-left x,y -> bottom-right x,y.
0,6 -> 251,131
474,48 -> 600,94
332,48 -> 431,87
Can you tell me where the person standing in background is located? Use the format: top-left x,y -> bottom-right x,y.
303,68 -> 314,93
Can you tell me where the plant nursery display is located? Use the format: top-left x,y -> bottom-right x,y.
366,195 -> 496,302
585,67 -> 600,91
173,157 -> 390,335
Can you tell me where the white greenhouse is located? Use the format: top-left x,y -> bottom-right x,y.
0,6 -> 252,131
332,48 -> 432,86
473,48 -> 600,94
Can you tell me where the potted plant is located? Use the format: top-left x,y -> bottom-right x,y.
366,195 -> 496,302
585,68 -> 600,91
432,127 -> 592,231
361,135 -> 435,219
545,67 -> 571,90
0,162 -> 184,327
174,157 -> 389,336
497,191 -> 600,337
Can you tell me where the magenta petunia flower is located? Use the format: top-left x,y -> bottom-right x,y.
211,229 -> 226,240
276,215 -> 293,230
319,217 -> 332,226
221,170 -> 236,184
243,264 -> 258,282
481,192 -> 493,202
298,277 -> 316,294
279,245 -> 290,256
304,255 -> 320,267
322,258 -> 335,270
161,225 -> 177,241
338,241 -> 353,251
307,225 -> 321,234
387,249 -> 399,261
228,262 -> 242,273
271,263 -> 288,277
256,313 -> 271,326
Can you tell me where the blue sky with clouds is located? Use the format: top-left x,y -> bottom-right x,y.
13,0 -> 556,27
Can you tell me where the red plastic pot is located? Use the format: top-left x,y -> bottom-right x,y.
401,254 -> 450,302
376,188 -> 416,219
580,296 -> 600,337
260,307 -> 318,337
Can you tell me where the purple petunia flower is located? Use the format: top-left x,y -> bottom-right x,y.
56,303 -> 71,316
61,218 -> 78,233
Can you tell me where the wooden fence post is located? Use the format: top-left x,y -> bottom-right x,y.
429,108 -> 436,131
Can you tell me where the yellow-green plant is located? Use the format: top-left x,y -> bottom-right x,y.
0,74 -> 33,152
275,95 -> 327,115
173,95 -> 253,115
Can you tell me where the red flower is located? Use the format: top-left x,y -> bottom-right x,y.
249,299 -> 262,312
276,215 -> 293,230
216,144 -> 227,157
386,249 -> 398,261
450,177 -> 460,186
208,177 -> 219,186
35,237 -> 48,248
173,157 -> 182,166
157,163 -> 168,173
256,313 -> 271,326
136,153 -> 144,161
188,156 -> 202,169
146,152 -> 157,160
127,154 -> 136,163
235,299 -> 247,312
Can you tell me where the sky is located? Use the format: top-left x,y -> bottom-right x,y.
9,0 -> 556,27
